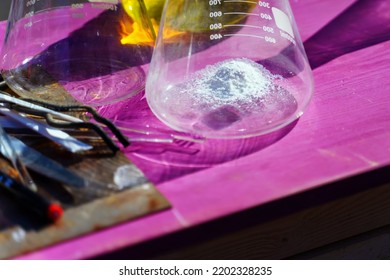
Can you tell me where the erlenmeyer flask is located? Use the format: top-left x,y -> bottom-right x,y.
1,0 -> 156,106
146,0 -> 314,139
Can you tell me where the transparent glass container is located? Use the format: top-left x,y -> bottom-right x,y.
1,0 -> 156,106
146,0 -> 314,139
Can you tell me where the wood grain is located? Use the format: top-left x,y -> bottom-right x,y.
148,183 -> 390,259
0,94 -> 170,260
96,167 -> 390,259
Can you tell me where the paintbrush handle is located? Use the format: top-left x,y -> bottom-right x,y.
0,169 -> 63,222
0,125 -> 38,191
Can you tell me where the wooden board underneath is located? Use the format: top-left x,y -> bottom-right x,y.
0,116 -> 170,259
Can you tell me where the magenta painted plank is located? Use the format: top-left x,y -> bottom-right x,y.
0,21 -> 5,55
156,40 -> 390,225
291,0 -> 356,41
2,0 -> 389,259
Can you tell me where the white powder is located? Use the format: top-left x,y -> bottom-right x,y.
176,58 -> 282,109
156,58 -> 293,133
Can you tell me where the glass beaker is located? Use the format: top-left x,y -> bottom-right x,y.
1,0 -> 156,106
146,0 -> 314,139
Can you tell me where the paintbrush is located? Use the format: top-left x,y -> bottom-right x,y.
0,125 -> 38,192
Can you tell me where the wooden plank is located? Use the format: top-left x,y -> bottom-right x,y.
96,169 -> 390,259
0,96 -> 170,260
292,225 -> 390,260
1,182 -> 169,259
4,0 -> 390,259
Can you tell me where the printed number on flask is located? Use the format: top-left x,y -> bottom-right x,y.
258,1 -> 271,8
209,0 -> 222,5
263,26 -> 274,33
210,11 -> 223,18
210,23 -> 223,30
265,36 -> 276,43
260,13 -> 272,20
210,34 -> 223,40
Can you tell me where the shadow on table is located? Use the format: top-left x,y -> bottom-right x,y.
257,0 -> 390,78
304,0 -> 390,69
97,92 -> 299,183
4,0 -> 389,184
128,0 -> 390,183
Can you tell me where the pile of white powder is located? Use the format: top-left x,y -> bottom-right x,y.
182,58 -> 282,108
158,58 -> 292,132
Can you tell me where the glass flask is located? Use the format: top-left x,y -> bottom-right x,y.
146,0 -> 314,139
1,0 -> 156,106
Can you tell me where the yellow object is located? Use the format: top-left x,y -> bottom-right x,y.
120,0 -> 166,46
120,0 -> 256,45
164,1 -> 256,32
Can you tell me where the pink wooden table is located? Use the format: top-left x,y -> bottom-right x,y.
1,0 -> 389,259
